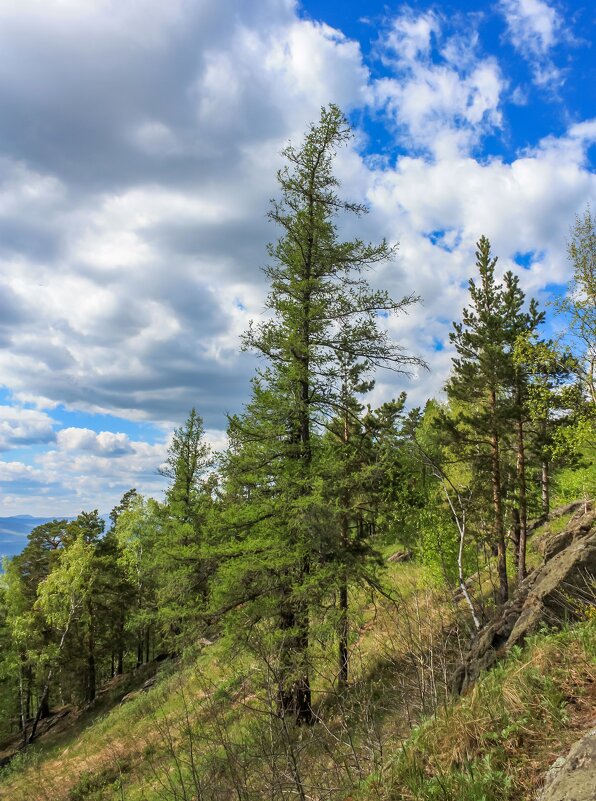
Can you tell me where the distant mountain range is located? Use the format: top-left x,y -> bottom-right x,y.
0,515 -> 110,559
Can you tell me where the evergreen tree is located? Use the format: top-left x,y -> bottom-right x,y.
502,272 -> 544,580
160,408 -> 212,527
115,495 -> 161,666
159,409 -> 215,640
109,488 -> 139,530
445,237 -> 514,603
217,105 -> 421,717
29,535 -> 97,742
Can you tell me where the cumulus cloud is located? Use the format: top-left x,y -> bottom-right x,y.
0,423 -> 231,516
361,114 -> 596,406
57,428 -> 134,456
499,0 -> 568,87
0,0 -> 371,430
0,0 -> 593,515
0,406 -> 56,451
373,10 -> 505,157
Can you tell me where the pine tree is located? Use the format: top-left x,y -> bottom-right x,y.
160,408 -> 212,528
502,272 -> 544,580
445,237 -> 513,604
556,206 -> 596,404
160,409 -> 215,639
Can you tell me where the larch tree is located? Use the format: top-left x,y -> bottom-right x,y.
217,104 -> 422,719
502,272 -> 544,580
160,408 -> 215,638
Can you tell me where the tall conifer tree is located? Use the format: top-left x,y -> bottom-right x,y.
217,105 -> 421,718
445,237 -> 512,603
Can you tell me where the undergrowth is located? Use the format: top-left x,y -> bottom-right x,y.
0,559 -> 593,801
369,619 -> 596,801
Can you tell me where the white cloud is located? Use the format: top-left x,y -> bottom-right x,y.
0,422 -> 231,516
501,0 -> 561,54
0,1 -> 371,434
500,0 -> 567,88
0,0 -> 593,515
0,460 -> 45,481
0,406 -> 56,451
373,10 -> 505,157
57,428 -> 134,455
361,117 -> 596,406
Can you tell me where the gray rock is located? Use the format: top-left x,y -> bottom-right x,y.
543,507 -> 593,563
453,504 -> 595,695
537,727 -> 596,801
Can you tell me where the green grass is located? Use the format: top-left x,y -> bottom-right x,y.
3,614 -> 593,801
366,619 -> 596,801
1,498 -> 593,801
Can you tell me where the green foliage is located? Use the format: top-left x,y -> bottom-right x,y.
555,205 -> 596,404
381,620 -> 595,801
0,114 -> 592,801
215,104 -> 422,699
68,762 -> 129,800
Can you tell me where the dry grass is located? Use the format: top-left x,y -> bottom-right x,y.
2,559 -> 592,801
376,619 -> 596,801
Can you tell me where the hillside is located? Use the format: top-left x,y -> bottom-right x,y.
0,107 -> 594,801
0,504 -> 594,801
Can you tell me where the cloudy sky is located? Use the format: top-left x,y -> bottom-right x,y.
0,0 -> 594,518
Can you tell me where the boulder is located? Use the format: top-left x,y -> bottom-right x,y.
538,726 -> 596,801
528,500 -> 588,534
453,504 -> 595,695
542,508 -> 594,562
387,549 -> 413,563
508,505 -> 595,648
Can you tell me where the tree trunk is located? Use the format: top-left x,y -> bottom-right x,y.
87,635 -> 96,703
279,597 -> 296,714
40,691 -> 50,720
278,583 -> 312,725
541,459 -> 550,516
28,614 -> 73,744
117,616 -> 124,675
338,575 -> 348,687
18,659 -> 27,744
338,402 -> 350,689
516,410 -> 528,581
489,390 -> 508,604
25,664 -> 32,721
511,507 -> 520,570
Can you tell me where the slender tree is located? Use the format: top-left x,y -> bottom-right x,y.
502,272 -> 544,579
556,206 -> 596,404
445,237 -> 513,603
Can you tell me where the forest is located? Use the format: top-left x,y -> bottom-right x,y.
0,106 -> 594,801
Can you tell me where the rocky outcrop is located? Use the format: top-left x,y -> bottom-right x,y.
453,503 -> 595,695
387,548 -> 413,563
527,500 -> 587,535
538,725 -> 596,801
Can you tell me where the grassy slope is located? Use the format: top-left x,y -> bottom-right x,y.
363,619 -> 596,801
0,495 -> 594,801
0,596 -> 593,800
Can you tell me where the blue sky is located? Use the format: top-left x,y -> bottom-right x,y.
0,0 -> 594,518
